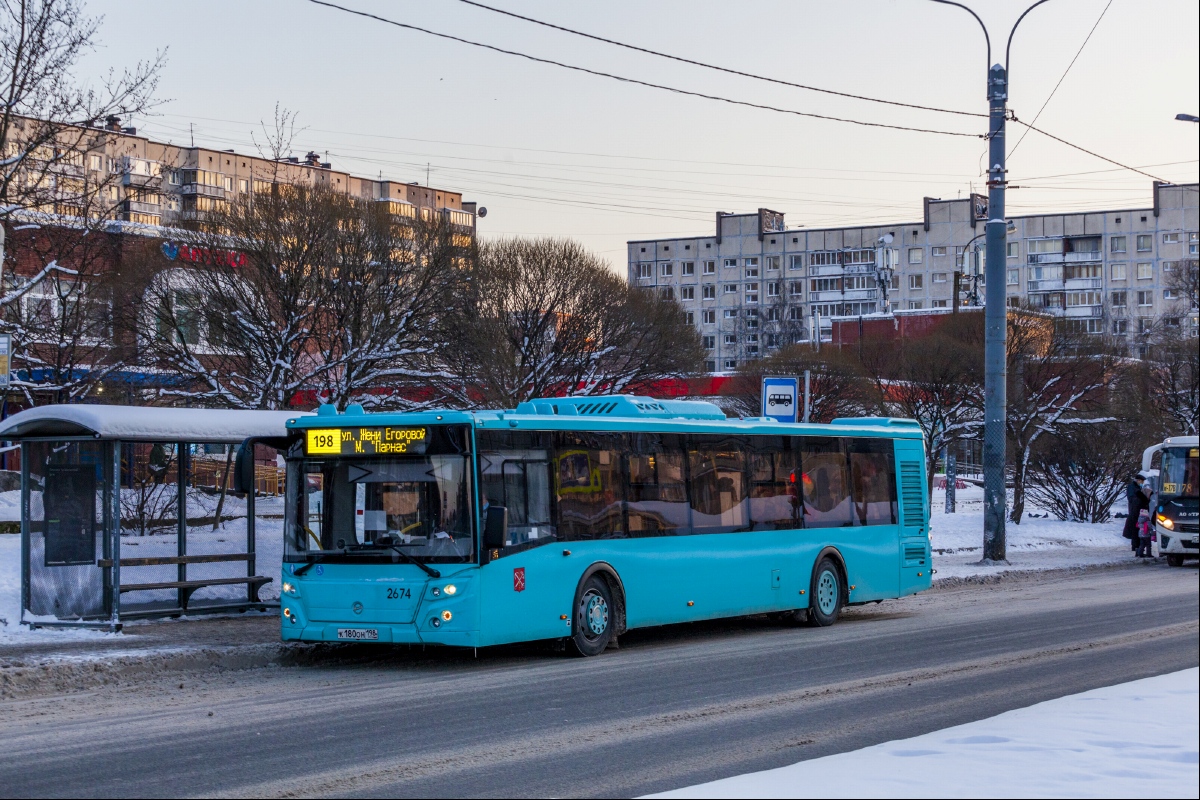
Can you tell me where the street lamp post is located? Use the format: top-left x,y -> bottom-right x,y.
927,0 -> 1055,562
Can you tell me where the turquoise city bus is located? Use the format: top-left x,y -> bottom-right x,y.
260,395 -> 931,656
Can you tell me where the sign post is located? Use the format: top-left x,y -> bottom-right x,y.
0,333 -> 10,388
761,376 -> 799,423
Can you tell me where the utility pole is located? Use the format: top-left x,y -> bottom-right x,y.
926,0 -> 1056,563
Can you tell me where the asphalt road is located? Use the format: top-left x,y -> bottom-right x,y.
1,563 -> 1196,799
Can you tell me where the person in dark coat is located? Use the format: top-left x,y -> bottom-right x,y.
1123,473 -> 1149,552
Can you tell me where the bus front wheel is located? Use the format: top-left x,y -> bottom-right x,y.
807,557 -> 844,628
568,576 -> 614,657
1167,554 -> 1184,567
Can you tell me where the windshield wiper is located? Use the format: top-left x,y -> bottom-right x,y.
293,548 -> 344,576
351,542 -> 441,578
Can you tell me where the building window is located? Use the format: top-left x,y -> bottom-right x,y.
702,310 -> 716,324
766,256 -> 780,271
682,261 -> 695,276
789,254 -> 804,271
680,286 -> 695,301
636,263 -> 652,279
1111,263 -> 1127,281
1112,319 -> 1127,334
1111,291 -> 1127,307
1066,291 -> 1101,307
685,311 -> 695,325
705,359 -> 716,372
659,287 -> 675,300
1110,236 -> 1126,253
723,309 -> 738,319
702,335 -> 715,349
723,258 -> 737,269
660,262 -> 673,277
238,178 -> 248,193
766,282 -> 780,297
1007,242 -> 1019,259
1137,263 -> 1153,280
908,248 -> 923,264
1006,296 -> 1021,308
723,359 -> 737,370
1136,235 -> 1152,252
908,300 -> 923,310
744,257 -> 758,268
932,246 -> 947,257
788,307 -> 803,321
788,281 -> 803,296
1163,232 -> 1181,244
890,275 -> 900,291
745,267 -> 759,278
1162,261 -> 1176,273
1006,268 -> 1019,285
702,284 -> 716,300
909,275 -> 923,290
703,260 -> 716,275
723,284 -> 737,294
932,299 -> 948,308
1137,291 -> 1153,307
1164,288 -> 1178,300
932,272 -> 947,283
723,334 -> 737,345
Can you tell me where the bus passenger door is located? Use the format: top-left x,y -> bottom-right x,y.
894,439 -> 930,596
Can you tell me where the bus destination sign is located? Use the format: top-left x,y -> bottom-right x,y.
305,427 -> 428,456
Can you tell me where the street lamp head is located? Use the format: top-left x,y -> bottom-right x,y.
1175,113 -> 1200,123
878,233 -> 894,244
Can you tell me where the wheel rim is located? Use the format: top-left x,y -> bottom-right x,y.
580,589 -> 609,640
816,569 -> 838,615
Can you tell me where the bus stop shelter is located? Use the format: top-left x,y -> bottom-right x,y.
0,405 -> 307,630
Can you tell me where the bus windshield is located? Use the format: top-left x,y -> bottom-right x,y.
285,454 -> 474,563
1160,447 -> 1199,499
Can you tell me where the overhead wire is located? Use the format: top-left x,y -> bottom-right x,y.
1008,0 -> 1113,159
305,0 -> 982,138
1009,117 -> 1169,182
453,0 -> 984,119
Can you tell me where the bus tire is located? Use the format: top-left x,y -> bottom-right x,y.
1166,554 -> 1183,567
807,557 -> 844,628
568,575 -> 614,657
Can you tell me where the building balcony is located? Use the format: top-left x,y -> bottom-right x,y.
843,264 -> 875,274
1064,277 -> 1103,290
1064,305 -> 1103,318
809,264 -> 845,277
122,199 -> 161,215
181,183 -> 226,199
1027,251 -> 1103,265
1027,279 -> 1064,292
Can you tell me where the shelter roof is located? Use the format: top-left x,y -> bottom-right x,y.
0,405 -> 310,442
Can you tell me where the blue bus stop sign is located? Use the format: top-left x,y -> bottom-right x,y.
761,376 -> 799,423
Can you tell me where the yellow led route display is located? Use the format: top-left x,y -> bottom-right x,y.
305,427 -> 428,456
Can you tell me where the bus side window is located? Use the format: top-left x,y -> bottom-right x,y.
799,437 -> 852,528
626,433 -> 689,537
554,432 -> 625,541
747,437 -> 800,531
688,437 -> 749,533
847,438 -> 897,526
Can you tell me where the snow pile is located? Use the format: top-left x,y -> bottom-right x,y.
651,668 -> 1200,799
929,483 -> 1130,579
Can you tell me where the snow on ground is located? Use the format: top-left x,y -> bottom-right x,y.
651,668 -> 1200,799
929,483 -> 1130,580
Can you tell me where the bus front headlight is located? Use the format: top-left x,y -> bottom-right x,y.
1156,513 -> 1174,530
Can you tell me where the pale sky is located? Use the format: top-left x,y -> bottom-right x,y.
84,0 -> 1198,265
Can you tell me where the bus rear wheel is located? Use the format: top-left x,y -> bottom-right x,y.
568,576 -> 614,657
807,557 -> 844,628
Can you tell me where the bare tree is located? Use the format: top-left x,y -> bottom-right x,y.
0,0 -> 163,405
860,322 -> 981,498
136,184 -> 342,410
1026,420 -> 1139,524
1164,257 -> 1198,314
443,238 -> 702,407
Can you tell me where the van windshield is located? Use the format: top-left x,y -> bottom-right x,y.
285,455 -> 474,563
1160,447 -> 1199,499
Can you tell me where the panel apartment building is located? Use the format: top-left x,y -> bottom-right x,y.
9,114 -> 478,233
627,182 -> 1198,372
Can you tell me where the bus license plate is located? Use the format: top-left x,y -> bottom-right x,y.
337,628 -> 379,641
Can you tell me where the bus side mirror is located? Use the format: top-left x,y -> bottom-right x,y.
233,438 -> 256,495
484,506 -> 508,550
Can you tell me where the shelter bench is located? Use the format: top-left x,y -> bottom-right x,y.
96,553 -> 273,604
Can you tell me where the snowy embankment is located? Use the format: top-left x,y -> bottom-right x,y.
651,668 -> 1200,799
929,483 -> 1129,579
